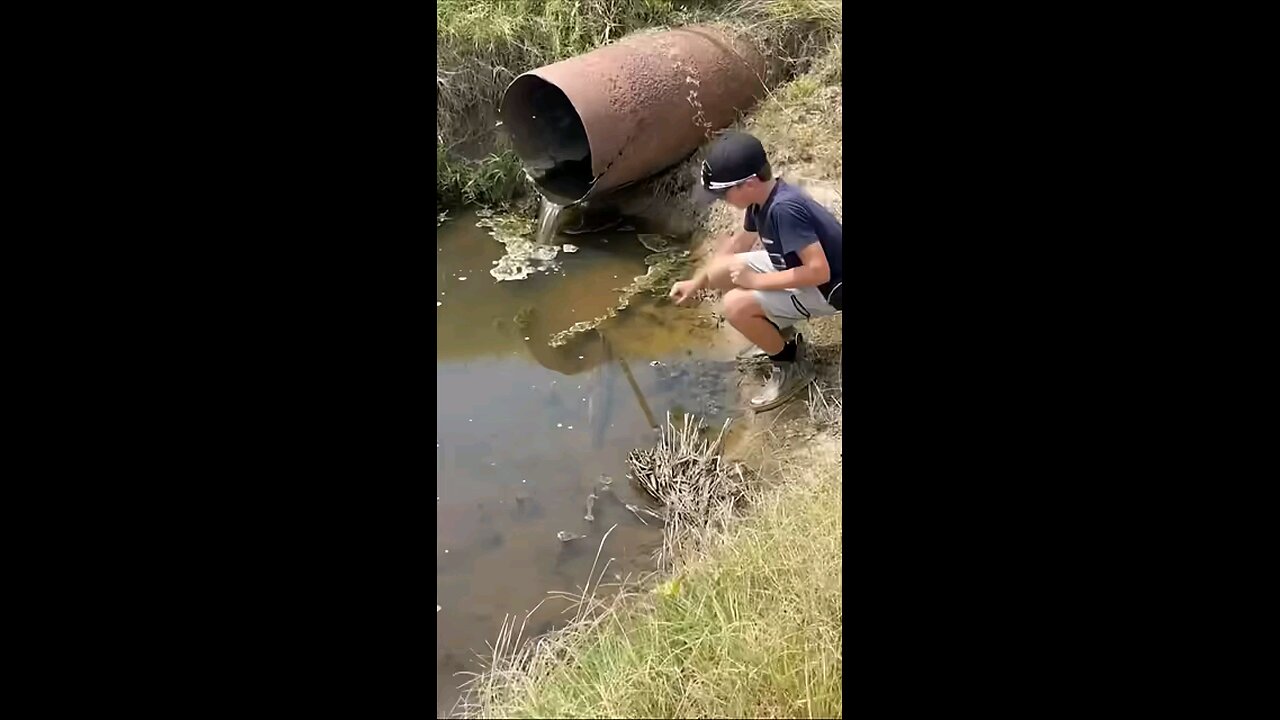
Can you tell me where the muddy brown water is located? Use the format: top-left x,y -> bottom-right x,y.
436,208 -> 741,716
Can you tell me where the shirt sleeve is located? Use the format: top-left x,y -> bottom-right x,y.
743,204 -> 757,232
776,202 -> 819,255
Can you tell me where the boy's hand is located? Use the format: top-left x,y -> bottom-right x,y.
729,264 -> 761,289
669,280 -> 699,306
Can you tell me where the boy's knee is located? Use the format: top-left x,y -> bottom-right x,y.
723,288 -> 759,320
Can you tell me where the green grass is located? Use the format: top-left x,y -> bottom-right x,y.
437,0 -> 690,61
736,0 -> 841,26
455,437 -> 843,718
437,145 -> 527,209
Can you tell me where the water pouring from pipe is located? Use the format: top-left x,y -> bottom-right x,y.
535,196 -> 565,246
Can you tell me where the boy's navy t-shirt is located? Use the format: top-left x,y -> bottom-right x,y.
743,179 -> 843,302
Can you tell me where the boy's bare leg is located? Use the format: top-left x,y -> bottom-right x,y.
724,289 -> 785,355
737,325 -> 797,358
724,289 -> 814,410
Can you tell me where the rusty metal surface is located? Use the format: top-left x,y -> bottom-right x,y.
501,26 -> 766,205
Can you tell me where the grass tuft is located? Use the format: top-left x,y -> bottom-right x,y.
626,413 -> 753,570
437,145 -> 528,209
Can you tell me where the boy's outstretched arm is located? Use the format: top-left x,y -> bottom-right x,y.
670,229 -> 760,304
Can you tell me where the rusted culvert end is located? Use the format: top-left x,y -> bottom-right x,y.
500,26 -> 767,206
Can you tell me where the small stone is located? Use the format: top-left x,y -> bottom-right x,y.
458,277 -> 467,281
562,243 -> 579,253
438,605 -> 442,612
437,302 -> 443,307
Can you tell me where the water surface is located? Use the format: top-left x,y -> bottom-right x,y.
436,209 -> 739,715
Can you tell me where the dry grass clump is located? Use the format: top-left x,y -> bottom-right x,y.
625,412 -> 752,569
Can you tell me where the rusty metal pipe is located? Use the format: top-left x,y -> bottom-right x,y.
500,26 -> 767,206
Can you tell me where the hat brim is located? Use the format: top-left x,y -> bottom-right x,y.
691,183 -> 727,206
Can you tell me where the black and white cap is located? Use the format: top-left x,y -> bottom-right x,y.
700,132 -> 768,194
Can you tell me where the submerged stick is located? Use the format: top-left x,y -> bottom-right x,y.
592,333 -> 619,449
617,354 -> 658,430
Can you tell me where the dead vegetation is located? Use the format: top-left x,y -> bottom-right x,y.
625,413 -> 754,569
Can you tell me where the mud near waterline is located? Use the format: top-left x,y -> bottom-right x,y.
436,208 -> 741,716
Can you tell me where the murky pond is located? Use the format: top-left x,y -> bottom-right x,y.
436,208 -> 740,715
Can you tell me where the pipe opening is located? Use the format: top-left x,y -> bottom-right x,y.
501,75 -> 594,205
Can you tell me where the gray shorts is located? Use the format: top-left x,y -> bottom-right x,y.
738,251 -> 839,329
